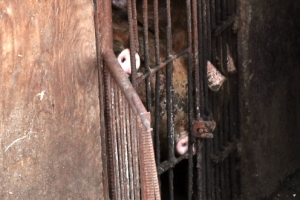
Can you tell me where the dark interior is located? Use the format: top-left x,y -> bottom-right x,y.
239,0 -> 300,199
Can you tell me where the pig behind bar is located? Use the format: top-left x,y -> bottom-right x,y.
112,0 -> 192,159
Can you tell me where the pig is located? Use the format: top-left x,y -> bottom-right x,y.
117,48 -> 140,74
113,0 -> 193,157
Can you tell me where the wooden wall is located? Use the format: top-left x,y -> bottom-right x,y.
0,0 -> 105,198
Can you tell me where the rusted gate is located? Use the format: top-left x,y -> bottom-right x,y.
95,0 -> 238,199
94,0 -> 160,200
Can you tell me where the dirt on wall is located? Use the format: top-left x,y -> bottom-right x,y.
238,0 -> 300,199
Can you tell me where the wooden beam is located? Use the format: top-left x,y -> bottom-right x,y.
0,0 -> 105,198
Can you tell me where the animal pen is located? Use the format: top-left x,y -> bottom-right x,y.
1,0 -> 300,200
97,0 -> 238,199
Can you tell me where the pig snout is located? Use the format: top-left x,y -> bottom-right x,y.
176,132 -> 195,155
117,48 -> 140,74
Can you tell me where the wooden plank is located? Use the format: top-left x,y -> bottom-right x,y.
0,0 -> 105,199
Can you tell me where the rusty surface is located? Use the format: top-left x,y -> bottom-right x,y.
193,119 -> 216,138
96,0 -> 160,199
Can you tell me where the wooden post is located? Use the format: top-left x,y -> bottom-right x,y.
0,0 -> 105,198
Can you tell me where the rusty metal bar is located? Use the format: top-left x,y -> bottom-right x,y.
124,104 -> 135,199
197,0 -> 205,198
102,50 -> 161,200
139,48 -> 189,82
115,81 -> 126,199
209,1 -> 217,199
130,109 -> 141,200
192,0 -> 201,120
153,0 -> 162,194
213,15 -> 236,36
211,140 -> 237,163
110,78 -> 122,200
165,1 -> 175,199
185,0 -> 195,199
127,0 -> 138,88
142,0 -> 152,113
157,154 -> 189,175
96,0 -> 161,199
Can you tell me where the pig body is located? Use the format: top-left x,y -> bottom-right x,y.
113,1 -> 192,157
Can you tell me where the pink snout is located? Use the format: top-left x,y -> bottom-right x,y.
117,48 -> 140,74
176,133 -> 195,155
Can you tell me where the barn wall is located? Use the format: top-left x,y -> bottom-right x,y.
0,0 -> 105,199
238,0 -> 300,199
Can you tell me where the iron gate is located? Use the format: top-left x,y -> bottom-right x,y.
95,0 -> 239,199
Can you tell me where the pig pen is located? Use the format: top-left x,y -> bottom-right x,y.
105,0 -> 300,199
105,0 -> 239,199
1,0 -> 300,199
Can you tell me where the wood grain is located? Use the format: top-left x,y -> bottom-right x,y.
0,0 -> 105,198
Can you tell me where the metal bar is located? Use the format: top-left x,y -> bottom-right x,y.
125,103 -> 135,199
111,79 -> 122,200
114,81 -> 125,200
211,140 -> 237,163
185,0 -> 195,199
130,109 -> 141,200
153,0 -> 161,169
210,0 -> 217,199
197,0 -> 206,198
193,0 -> 201,120
213,15 -> 236,36
103,50 -> 161,200
165,0 -> 175,199
139,48 -> 189,82
201,0 -> 210,116
127,0 -> 138,88
157,154 -> 189,175
98,0 -> 160,198
142,0 -> 152,113
102,50 -> 150,129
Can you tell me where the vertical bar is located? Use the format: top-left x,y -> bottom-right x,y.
191,0 -> 202,120
197,0 -> 205,199
114,82 -> 125,200
153,0 -> 162,195
127,0 -> 138,88
132,111 -> 141,200
197,0 -> 205,117
201,0 -> 210,115
165,0 -> 175,199
142,0 -> 152,113
186,0 -> 195,199
125,103 -> 135,199
209,0 -> 217,199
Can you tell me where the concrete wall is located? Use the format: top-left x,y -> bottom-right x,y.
238,0 -> 300,199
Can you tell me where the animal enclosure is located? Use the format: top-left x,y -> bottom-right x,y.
2,0 -> 299,199
98,0 -> 239,199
